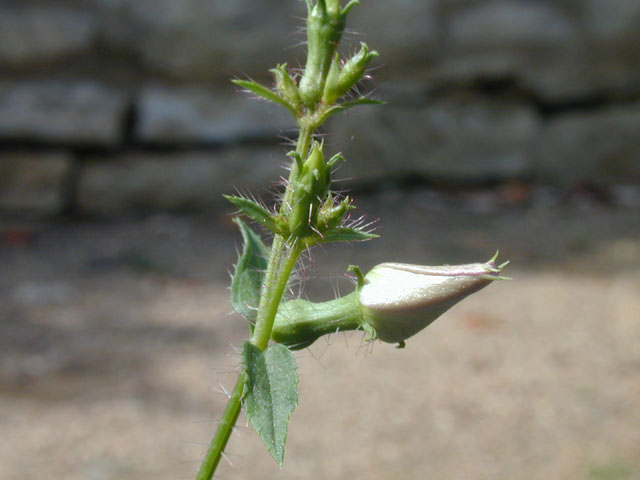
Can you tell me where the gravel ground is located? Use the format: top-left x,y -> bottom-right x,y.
1,189 -> 639,480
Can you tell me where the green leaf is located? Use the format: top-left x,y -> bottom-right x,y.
231,218 -> 269,327
232,79 -> 297,116
314,104 -> 345,125
340,97 -> 385,109
315,98 -> 384,126
314,227 -> 378,244
243,342 -> 298,466
225,195 -> 279,233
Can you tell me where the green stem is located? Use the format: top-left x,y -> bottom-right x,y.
249,121 -> 311,351
195,372 -> 245,480
195,125 -> 309,480
250,237 -> 303,350
295,125 -> 312,157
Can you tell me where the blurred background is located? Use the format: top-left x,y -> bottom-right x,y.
1,1 -> 639,479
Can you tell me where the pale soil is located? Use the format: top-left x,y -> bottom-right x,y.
1,190 -> 639,480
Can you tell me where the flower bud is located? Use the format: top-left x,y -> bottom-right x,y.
299,2 -> 345,107
338,43 -> 378,98
322,43 -> 378,105
317,195 -> 353,232
288,142 -> 330,237
271,254 -> 507,349
359,254 -> 508,343
271,63 -> 301,110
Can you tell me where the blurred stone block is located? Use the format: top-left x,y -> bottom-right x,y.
76,147 -> 286,214
449,3 -> 575,49
585,0 -> 640,43
344,0 -> 440,69
535,103 -> 640,185
136,86 -> 295,144
0,7 -> 97,67
329,92 -> 540,183
437,3 -> 582,100
0,82 -> 127,146
0,152 -> 72,215
91,0 -> 303,79
520,53 -> 640,104
437,1 -> 640,102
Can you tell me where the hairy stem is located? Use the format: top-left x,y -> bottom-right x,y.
250,122 -> 311,350
250,237 -> 303,350
195,372 -> 245,480
195,126 -> 309,480
295,125 -> 312,157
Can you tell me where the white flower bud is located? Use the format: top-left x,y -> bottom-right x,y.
359,254 -> 508,344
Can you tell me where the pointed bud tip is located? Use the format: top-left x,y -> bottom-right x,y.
484,251 -> 510,279
488,250 -> 500,263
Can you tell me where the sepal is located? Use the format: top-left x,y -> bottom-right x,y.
340,43 -> 379,102
317,195 -> 354,232
271,64 -> 301,112
288,142 -> 330,238
321,53 -> 342,104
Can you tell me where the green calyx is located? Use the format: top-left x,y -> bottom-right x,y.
299,0 -> 360,108
287,142 -> 330,238
317,195 -> 354,231
225,142 -> 373,246
270,264 -> 380,350
322,43 -> 378,105
271,290 -> 363,350
271,63 -> 301,112
233,0 -> 379,130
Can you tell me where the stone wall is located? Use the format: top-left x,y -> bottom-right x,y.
1,0 -> 639,217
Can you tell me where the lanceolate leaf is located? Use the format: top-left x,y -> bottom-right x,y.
317,97 -> 384,124
340,97 -> 385,109
314,104 -> 345,125
231,219 -> 269,328
315,227 -> 378,244
232,79 -> 297,116
225,195 -> 279,233
243,342 -> 298,466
